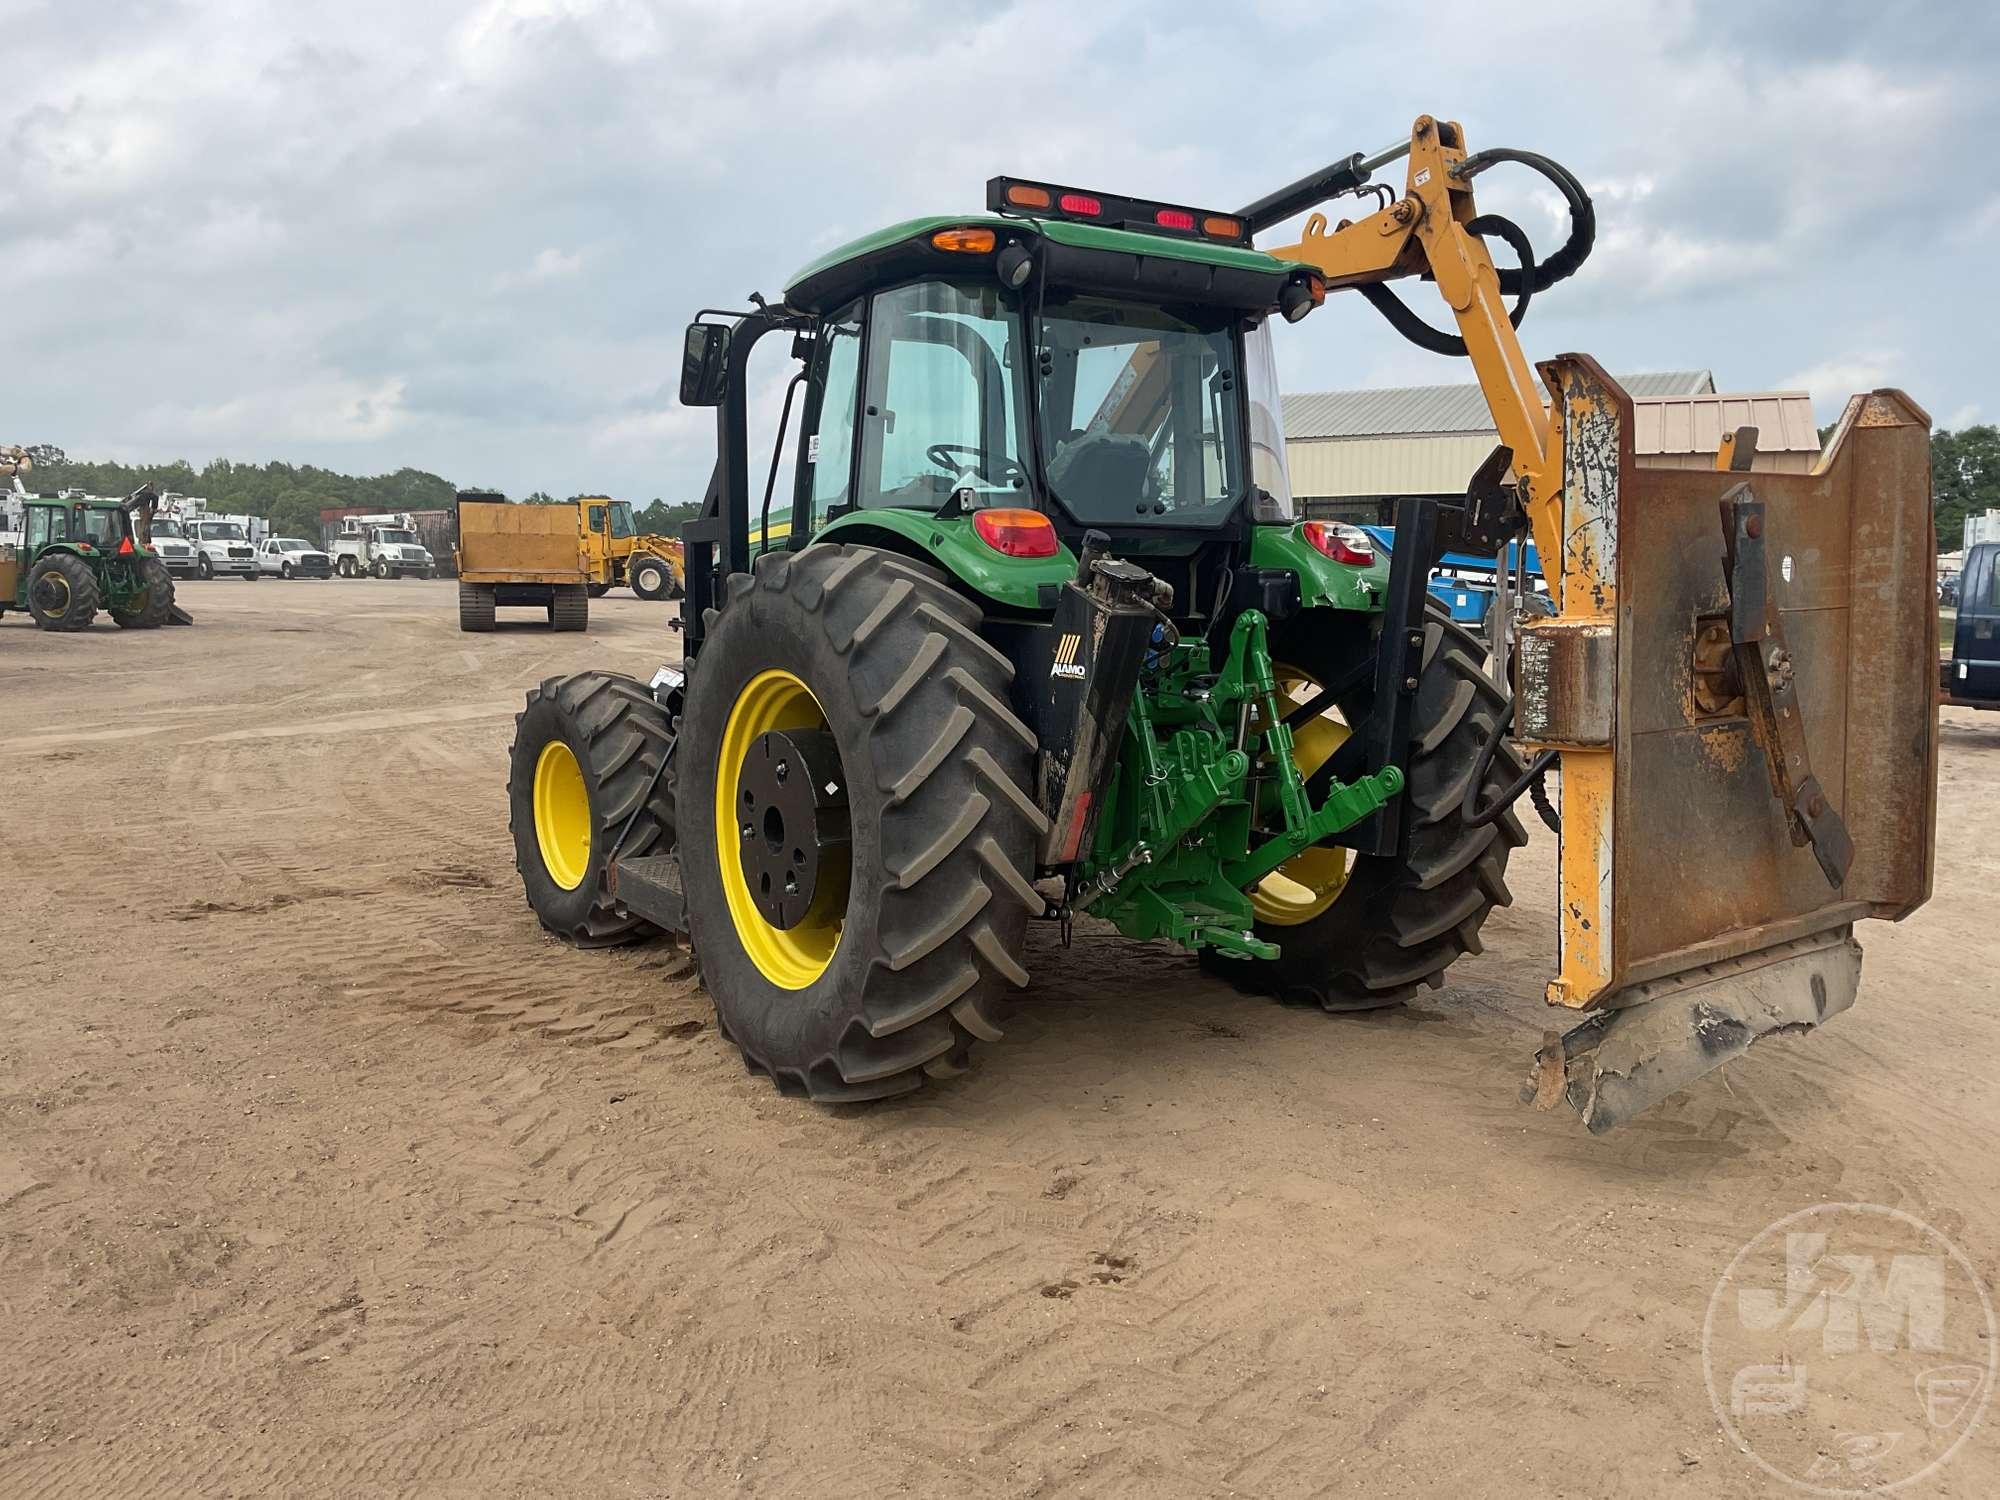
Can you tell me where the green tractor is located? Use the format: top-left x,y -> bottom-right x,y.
1,493 -> 180,632
506,166 -> 1533,1102
503,124 -> 1939,1129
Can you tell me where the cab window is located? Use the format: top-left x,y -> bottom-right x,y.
588,504 -> 606,533
857,281 -> 1024,512
26,506 -> 62,550
805,300 -> 863,528
608,503 -> 636,540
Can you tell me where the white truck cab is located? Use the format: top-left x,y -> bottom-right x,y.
147,516 -> 203,578
190,516 -> 260,579
332,513 -> 434,579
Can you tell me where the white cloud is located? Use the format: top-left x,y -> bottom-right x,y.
492,247 -> 586,290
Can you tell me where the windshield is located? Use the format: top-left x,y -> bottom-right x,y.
279,538 -> 314,550
375,529 -> 416,545
609,502 -> 637,539
154,519 -> 185,539
200,522 -> 246,541
1035,294 -> 1246,526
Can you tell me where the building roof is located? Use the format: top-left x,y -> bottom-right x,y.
1283,371 -> 1716,440
1634,392 -> 1821,456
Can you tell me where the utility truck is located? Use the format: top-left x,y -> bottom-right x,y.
331,513 -> 435,579
499,118 -> 1938,1134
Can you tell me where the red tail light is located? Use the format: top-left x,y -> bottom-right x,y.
1154,208 -> 1195,231
973,508 -> 1059,558
1302,521 -> 1376,566
1057,193 -> 1101,217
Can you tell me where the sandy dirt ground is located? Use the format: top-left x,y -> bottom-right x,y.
2,577 -> 1997,1499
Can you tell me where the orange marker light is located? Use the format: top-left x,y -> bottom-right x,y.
972,508 -> 1059,559
932,227 -> 997,254
1202,215 -> 1242,240
1005,184 -> 1052,210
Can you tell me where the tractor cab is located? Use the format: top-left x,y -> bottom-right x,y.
677,183 -> 1343,651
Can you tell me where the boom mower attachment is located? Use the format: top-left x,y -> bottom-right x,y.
1259,117 -> 1938,1129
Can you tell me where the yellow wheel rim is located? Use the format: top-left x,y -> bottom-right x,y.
533,740 -> 592,891
1250,667 -> 1353,927
717,669 -> 845,989
41,574 -> 71,617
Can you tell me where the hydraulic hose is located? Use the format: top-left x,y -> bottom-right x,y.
1363,147 -> 1595,359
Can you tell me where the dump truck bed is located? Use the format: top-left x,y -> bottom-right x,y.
454,498 -> 587,584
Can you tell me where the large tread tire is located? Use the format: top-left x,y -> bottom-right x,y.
26,553 -> 101,631
1201,602 -> 1526,1010
629,554 -> 672,601
111,558 -> 175,629
508,672 -> 675,947
458,581 -> 496,633
550,585 -> 589,632
679,544 -> 1045,1101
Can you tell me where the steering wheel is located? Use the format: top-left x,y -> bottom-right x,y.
926,443 -> 1027,489
926,443 -> 989,479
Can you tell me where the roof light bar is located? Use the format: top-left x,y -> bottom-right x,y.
985,177 -> 1252,245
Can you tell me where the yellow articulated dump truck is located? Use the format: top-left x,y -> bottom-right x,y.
454,490 -> 591,633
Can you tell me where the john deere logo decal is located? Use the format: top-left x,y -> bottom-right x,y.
1052,632 -> 1086,681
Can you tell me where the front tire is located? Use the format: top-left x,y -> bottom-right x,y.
26,553 -> 101,631
1200,603 -> 1525,1009
281,562 -> 294,579
630,555 -> 672,601
198,554 -> 214,580
509,673 -> 675,947
679,545 -> 1045,1101
111,558 -> 176,629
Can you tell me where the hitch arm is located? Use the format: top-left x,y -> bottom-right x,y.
1720,488 -> 1855,887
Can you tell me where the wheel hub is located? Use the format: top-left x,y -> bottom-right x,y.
735,728 -> 849,930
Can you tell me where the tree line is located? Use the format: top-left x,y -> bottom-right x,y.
19,424 -> 1996,552
16,447 -> 697,542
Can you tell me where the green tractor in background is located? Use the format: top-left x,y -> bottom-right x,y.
505,169 -> 1533,1101
1,492 -> 180,632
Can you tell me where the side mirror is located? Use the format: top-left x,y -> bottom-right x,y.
680,322 -> 732,407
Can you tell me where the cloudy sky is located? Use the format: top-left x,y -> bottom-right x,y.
6,0 -> 1994,501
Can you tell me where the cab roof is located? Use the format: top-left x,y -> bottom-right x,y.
784,213 -> 1305,316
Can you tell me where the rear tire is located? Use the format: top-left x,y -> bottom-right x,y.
1200,602 -> 1525,1009
550,585 -> 589,632
458,581 -> 496,633
509,673 -> 675,947
679,545 -> 1045,1101
630,555 -> 672,600
111,558 -> 175,629
26,553 -> 101,631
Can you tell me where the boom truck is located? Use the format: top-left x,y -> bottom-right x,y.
501,118 -> 1937,1132
331,513 -> 435,578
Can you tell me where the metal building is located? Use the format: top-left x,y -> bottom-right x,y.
1283,370 -> 1824,520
